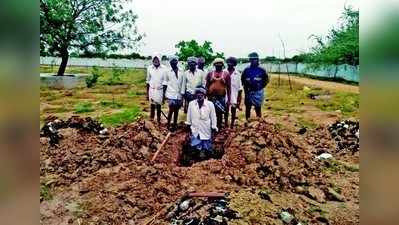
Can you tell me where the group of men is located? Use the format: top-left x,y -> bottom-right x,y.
146,52 -> 269,158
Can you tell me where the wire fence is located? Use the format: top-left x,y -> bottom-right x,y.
41,57 -> 359,82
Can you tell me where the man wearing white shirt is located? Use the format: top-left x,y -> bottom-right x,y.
186,87 -> 218,159
146,53 -> 167,124
181,57 -> 206,113
163,55 -> 184,131
226,57 -> 243,128
197,57 -> 208,85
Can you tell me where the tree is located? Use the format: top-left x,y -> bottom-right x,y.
308,6 -> 359,68
40,0 -> 143,76
175,40 -> 224,65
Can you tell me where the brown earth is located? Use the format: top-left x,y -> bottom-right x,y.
40,117 -> 359,225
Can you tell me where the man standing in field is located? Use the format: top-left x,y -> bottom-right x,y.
226,57 -> 243,128
182,57 -> 206,113
163,56 -> 184,131
205,58 -> 231,129
197,57 -> 208,85
241,52 -> 269,121
186,87 -> 218,159
146,53 -> 167,124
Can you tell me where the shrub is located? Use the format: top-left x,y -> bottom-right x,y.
85,66 -> 101,88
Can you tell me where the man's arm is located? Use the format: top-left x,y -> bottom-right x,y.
205,72 -> 212,90
146,68 -> 151,100
181,72 -> 187,95
185,102 -> 192,126
209,102 -> 218,132
225,72 -> 231,106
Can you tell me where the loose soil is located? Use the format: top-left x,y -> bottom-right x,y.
40,116 -> 359,225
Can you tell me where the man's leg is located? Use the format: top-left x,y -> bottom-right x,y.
245,104 -> 252,121
224,109 -> 229,128
231,106 -> 237,128
150,104 -> 156,121
255,106 -> 262,118
156,104 -> 162,124
216,111 -> 223,130
167,105 -> 173,129
173,107 -> 179,130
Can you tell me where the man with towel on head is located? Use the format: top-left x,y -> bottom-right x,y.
163,55 -> 184,131
181,57 -> 206,113
205,58 -> 231,129
146,53 -> 167,124
186,86 -> 218,159
226,57 -> 243,128
241,52 -> 269,121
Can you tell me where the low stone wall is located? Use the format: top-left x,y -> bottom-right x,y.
40,73 -> 89,89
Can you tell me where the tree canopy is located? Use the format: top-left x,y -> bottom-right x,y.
40,0 -> 143,75
308,6 -> 359,67
175,40 -> 224,65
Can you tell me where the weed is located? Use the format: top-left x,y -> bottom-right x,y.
99,100 -> 123,109
40,183 -> 52,201
74,102 -> 94,113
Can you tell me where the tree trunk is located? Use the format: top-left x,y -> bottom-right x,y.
57,49 -> 69,76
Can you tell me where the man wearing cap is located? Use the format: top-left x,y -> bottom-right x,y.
226,57 -> 243,128
205,58 -> 231,129
163,55 -> 184,131
186,86 -> 218,159
241,52 -> 269,121
146,53 -> 167,124
181,57 -> 206,113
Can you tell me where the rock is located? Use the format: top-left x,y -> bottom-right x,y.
280,211 -> 294,224
298,127 -> 307,135
316,153 -> 333,160
179,199 -> 192,211
258,191 -> 272,202
295,186 -> 306,194
308,187 -> 326,203
326,187 -> 345,202
139,146 -> 150,157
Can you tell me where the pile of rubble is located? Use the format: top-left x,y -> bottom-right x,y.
40,116 -> 107,145
166,194 -> 240,225
328,120 -> 359,152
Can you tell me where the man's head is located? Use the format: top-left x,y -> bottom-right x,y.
152,53 -> 161,67
197,57 -> 206,70
213,58 -> 225,72
226,57 -> 238,70
187,57 -> 198,72
169,55 -> 179,69
195,86 -> 207,102
248,52 -> 259,68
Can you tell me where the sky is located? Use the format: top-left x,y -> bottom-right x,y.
130,0 -> 359,58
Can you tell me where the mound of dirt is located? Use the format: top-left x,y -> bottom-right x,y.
40,116 -> 345,224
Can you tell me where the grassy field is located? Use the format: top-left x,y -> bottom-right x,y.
40,65 -> 359,129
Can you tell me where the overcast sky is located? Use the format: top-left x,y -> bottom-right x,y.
131,0 -> 359,58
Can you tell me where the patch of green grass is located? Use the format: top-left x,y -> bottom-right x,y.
100,106 -> 141,126
40,183 -> 53,201
99,100 -> 123,109
74,102 -> 95,113
315,92 -> 359,116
